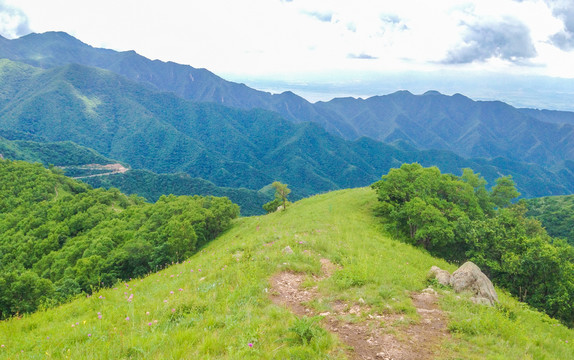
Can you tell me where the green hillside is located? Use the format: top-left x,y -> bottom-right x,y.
1,186 -> 572,359
0,136 -> 116,167
1,58 -> 574,199
527,194 -> 574,246
0,160 -> 239,319
0,137 -> 270,216
83,170 -> 272,216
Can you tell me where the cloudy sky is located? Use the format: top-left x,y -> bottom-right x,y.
2,0 -> 574,109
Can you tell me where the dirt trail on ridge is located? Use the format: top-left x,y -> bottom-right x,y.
270,259 -> 449,360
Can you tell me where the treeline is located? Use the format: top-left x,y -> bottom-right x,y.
372,163 -> 574,326
0,160 -> 239,319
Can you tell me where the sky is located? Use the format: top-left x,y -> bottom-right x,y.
1,0 -> 574,109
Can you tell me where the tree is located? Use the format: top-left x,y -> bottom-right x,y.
491,175 -> 520,208
263,181 -> 291,212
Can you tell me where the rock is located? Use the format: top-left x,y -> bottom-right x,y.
429,266 -> 451,286
422,287 -> 437,295
282,246 -> 294,254
450,261 -> 498,306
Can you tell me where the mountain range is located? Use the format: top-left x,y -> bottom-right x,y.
1,31 -> 574,202
3,32 -> 574,167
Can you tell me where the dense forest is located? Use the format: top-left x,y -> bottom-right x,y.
0,160 -> 239,319
372,163 -> 574,326
83,169 -> 272,216
526,195 -> 574,246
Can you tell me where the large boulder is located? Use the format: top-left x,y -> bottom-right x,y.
429,266 -> 451,286
450,261 -> 498,306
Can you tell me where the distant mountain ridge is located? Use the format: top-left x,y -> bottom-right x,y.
3,32 -> 574,168
0,58 -> 572,199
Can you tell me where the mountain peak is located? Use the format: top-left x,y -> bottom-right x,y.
423,90 -> 442,96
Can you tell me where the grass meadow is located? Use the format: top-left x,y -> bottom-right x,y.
0,188 -> 572,359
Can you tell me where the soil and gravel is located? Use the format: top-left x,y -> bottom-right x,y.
270,259 -> 449,360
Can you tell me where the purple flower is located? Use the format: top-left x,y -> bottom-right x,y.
248,343 -> 253,348
125,317 -> 130,321
88,334 -> 92,337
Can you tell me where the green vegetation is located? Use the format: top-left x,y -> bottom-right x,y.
0,58 -> 573,200
0,187 -> 572,359
83,170 -> 272,216
526,194 -> 574,246
372,163 -> 574,326
263,181 -> 291,213
0,134 -> 270,216
0,160 -> 239,319
0,136 -> 116,168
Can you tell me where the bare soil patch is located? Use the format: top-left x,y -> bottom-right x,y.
270,260 -> 449,360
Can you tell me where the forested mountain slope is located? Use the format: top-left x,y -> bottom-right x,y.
1,58 -> 573,198
526,194 -> 574,246
3,32 -> 574,168
0,159 -> 239,318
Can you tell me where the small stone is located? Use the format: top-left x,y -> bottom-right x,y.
358,297 -> 365,304
320,312 -> 331,316
422,287 -> 437,295
282,246 -> 294,254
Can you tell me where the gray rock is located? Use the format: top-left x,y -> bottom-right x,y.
429,266 -> 451,286
450,261 -> 498,306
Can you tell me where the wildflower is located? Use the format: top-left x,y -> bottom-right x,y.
146,311 -> 150,315
248,343 -> 253,347
171,308 -> 175,312
170,291 -> 174,295
164,299 -> 168,303
125,317 -> 130,321
148,322 -> 152,326
178,288 -> 183,291
88,334 -> 92,337
71,324 -> 75,327
1,344 -> 4,347
98,315 -> 102,319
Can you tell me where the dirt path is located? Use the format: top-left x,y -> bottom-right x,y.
270,260 -> 449,360
59,163 -> 129,179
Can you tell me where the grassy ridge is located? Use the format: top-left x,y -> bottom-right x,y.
0,188 -> 572,359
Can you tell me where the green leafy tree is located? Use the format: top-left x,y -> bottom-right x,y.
372,163 -> 574,327
263,181 -> 291,212
491,175 -> 520,208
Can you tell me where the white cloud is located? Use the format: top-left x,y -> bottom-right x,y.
0,0 -> 30,38
3,0 -> 574,79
